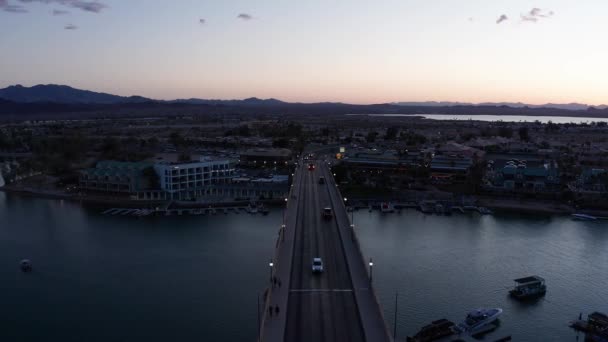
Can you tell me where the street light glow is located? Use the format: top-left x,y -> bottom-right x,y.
269,262 -> 274,267
369,261 -> 374,267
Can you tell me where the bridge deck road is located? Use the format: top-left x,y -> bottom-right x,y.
284,161 -> 365,342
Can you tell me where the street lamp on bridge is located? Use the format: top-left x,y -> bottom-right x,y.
369,258 -> 374,287
283,197 -> 288,224
269,259 -> 274,283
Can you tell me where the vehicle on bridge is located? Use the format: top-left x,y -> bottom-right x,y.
312,258 -> 324,273
318,176 -> 325,184
322,207 -> 333,219
308,163 -> 315,171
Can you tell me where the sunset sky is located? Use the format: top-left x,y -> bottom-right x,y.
1,0 -> 607,104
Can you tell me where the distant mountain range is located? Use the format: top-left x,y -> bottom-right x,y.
0,84 -> 607,119
1,84 -> 606,110
0,84 -> 290,107
0,84 -> 152,104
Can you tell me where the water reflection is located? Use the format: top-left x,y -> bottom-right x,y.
355,209 -> 608,341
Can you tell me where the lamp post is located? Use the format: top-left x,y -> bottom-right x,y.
283,197 -> 288,224
393,291 -> 399,339
369,258 -> 374,287
281,224 -> 286,242
257,292 -> 261,340
269,259 -> 274,283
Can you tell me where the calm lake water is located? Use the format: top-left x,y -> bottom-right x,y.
367,113 -> 608,124
1,192 -> 606,341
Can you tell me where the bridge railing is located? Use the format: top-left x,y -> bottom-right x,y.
325,163 -> 393,342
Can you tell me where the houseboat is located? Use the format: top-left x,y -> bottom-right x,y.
570,311 -> 608,341
509,275 -> 547,299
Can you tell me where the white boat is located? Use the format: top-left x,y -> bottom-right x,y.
453,308 -> 503,334
434,203 -> 444,215
478,207 -> 493,215
572,213 -> 597,221
380,202 -> 395,213
247,204 -> 258,214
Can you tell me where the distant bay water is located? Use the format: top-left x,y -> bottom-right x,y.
356,114 -> 608,124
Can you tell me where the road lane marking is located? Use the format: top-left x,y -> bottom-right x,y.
290,289 -> 353,293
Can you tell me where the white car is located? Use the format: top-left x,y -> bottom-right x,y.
312,258 -> 324,273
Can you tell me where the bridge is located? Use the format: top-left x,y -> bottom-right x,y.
259,160 -> 391,342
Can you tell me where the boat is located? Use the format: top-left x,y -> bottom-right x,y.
406,319 -> 455,342
419,201 -> 435,214
509,275 -> 546,299
453,308 -> 503,334
380,202 -> 395,213
258,204 -> 270,215
20,259 -> 32,272
572,213 -> 598,221
247,204 -> 258,214
478,207 -> 493,215
570,311 -> 608,341
434,203 -> 444,215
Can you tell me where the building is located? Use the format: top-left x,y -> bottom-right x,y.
568,168 -> 608,200
79,161 -> 155,193
430,154 -> 473,172
486,158 -> 560,192
80,156 -> 292,202
239,148 -> 292,166
343,149 -> 424,170
154,156 -> 235,200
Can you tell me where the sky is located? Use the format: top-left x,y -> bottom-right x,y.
1,0 -> 607,105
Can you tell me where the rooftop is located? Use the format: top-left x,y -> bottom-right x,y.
513,275 -> 545,284
241,148 -> 292,158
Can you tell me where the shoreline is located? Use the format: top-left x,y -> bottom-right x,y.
5,185 -> 608,218
0,186 -> 286,209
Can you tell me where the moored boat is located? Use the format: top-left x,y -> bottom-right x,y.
247,203 -> 258,214
381,202 -> 395,213
509,275 -> 546,300
572,213 -> 598,221
406,318 -> 455,342
570,311 -> 608,341
258,204 -> 270,215
453,308 -> 503,334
